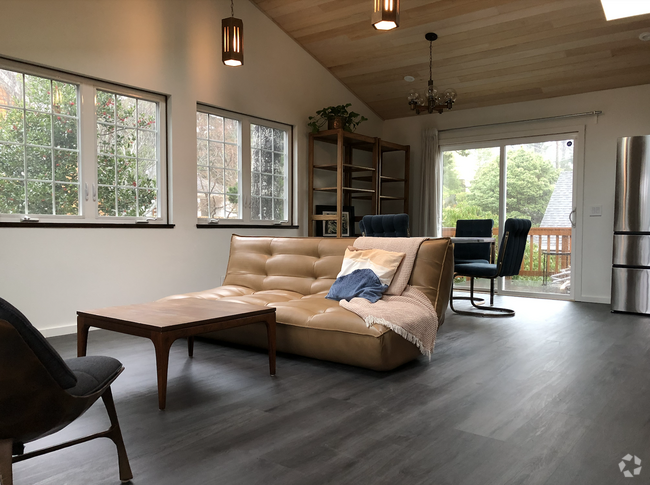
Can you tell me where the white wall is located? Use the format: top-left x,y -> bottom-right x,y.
383,83 -> 650,303
0,0 -> 382,335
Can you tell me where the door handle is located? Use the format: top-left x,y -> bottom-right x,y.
569,208 -> 576,228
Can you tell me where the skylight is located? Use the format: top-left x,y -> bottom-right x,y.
600,0 -> 650,21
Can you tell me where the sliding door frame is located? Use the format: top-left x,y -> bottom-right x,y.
440,124 -> 586,301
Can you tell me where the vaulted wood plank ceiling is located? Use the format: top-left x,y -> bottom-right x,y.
250,0 -> 650,119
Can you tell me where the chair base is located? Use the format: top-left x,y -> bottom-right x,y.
450,277 -> 515,318
4,387 -> 133,485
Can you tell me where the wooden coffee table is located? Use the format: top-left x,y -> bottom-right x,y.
77,299 -> 276,410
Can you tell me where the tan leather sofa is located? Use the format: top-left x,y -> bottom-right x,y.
163,235 -> 453,371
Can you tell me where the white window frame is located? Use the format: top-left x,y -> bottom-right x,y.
0,57 -> 168,225
196,104 -> 293,226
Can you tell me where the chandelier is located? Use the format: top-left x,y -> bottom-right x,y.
408,33 -> 457,114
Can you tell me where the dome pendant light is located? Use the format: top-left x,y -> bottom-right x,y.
223,0 -> 244,66
372,0 -> 400,31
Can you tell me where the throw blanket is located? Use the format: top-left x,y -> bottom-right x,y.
326,269 -> 386,303
341,237 -> 439,357
340,286 -> 438,358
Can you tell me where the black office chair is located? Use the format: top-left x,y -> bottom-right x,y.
453,219 -> 494,306
450,218 -> 531,317
0,297 -> 132,485
359,214 -> 409,237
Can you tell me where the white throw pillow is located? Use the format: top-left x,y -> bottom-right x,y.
337,246 -> 406,287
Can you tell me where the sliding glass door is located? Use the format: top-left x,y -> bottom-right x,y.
442,133 -> 576,299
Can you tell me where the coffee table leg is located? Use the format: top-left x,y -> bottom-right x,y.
151,334 -> 175,410
265,314 -> 276,376
77,315 -> 90,357
187,336 -> 194,357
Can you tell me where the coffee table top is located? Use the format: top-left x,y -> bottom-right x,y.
77,299 -> 275,331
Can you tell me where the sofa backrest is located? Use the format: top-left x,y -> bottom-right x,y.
223,235 -> 454,323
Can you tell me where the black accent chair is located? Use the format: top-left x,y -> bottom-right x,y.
0,297 -> 132,485
450,218 -> 531,317
359,214 -> 409,237
453,219 -> 494,306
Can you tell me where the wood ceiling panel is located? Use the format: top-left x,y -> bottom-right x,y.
250,0 -> 650,119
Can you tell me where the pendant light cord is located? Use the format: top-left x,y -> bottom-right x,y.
429,40 -> 433,83
231,0 -> 234,17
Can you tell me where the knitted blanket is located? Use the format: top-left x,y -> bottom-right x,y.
340,237 -> 439,357
340,285 -> 439,357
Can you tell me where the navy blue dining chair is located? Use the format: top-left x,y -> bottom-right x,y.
359,214 -> 409,237
450,218 -> 531,317
453,219 -> 494,306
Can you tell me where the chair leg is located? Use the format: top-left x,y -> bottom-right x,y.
451,277 -> 515,317
451,277 -> 485,305
0,439 -> 13,485
101,387 -> 133,482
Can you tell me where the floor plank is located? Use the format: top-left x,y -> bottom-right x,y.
11,297 -> 650,485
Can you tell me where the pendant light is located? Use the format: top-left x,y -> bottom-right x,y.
222,0 -> 243,66
407,33 -> 457,114
372,0 -> 400,31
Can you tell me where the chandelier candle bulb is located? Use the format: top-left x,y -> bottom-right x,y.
408,33 -> 457,114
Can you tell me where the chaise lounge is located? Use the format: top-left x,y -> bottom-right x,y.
162,235 -> 453,371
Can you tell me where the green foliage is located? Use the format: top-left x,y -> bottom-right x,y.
466,148 -> 559,226
442,147 -> 561,229
442,150 -> 497,227
307,103 -> 368,133
95,90 -> 158,217
0,72 -> 80,215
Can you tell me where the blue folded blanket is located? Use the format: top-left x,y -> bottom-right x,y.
326,268 -> 387,303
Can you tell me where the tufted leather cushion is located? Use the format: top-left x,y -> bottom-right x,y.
223,236 -> 351,295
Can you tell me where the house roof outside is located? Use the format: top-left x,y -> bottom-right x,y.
537,170 -> 573,252
541,171 -> 573,229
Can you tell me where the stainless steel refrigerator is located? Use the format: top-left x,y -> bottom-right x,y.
612,135 -> 650,314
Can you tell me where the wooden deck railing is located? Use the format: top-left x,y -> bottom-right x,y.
443,226 -> 571,277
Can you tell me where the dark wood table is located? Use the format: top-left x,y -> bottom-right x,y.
77,299 -> 276,410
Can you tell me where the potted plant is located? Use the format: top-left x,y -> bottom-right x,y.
307,103 -> 368,133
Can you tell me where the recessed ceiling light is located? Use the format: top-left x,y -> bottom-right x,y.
404,76 -> 415,82
640,32 -> 650,41
600,0 -> 650,20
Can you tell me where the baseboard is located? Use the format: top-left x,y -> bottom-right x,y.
577,295 -> 610,304
41,323 -> 78,338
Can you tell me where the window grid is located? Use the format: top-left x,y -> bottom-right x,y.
0,69 -> 80,216
196,112 -> 241,219
96,90 -> 159,218
250,124 -> 287,221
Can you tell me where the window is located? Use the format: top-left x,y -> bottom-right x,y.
197,105 -> 291,225
0,59 -> 167,224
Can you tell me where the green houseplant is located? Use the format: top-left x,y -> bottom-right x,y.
307,103 -> 368,133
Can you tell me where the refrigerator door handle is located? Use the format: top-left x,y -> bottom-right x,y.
569,208 -> 576,228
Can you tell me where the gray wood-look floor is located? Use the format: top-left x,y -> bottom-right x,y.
13,296 -> 650,485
